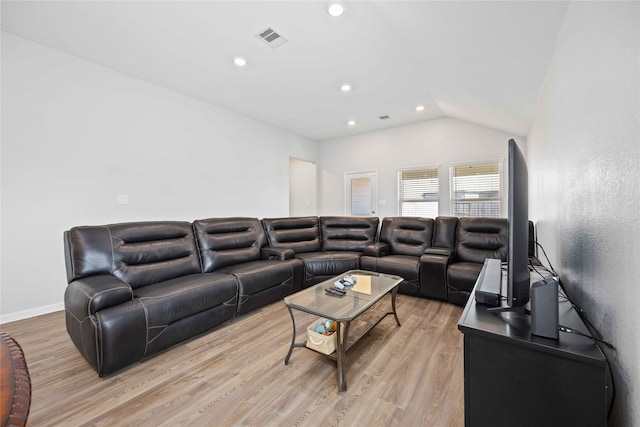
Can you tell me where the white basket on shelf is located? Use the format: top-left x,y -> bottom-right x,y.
306,318 -> 342,355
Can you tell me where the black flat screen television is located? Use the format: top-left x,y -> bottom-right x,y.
506,138 -> 530,308
478,139 -> 531,313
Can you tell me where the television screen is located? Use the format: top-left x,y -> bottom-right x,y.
507,138 -> 530,307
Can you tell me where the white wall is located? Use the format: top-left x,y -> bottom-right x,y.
319,117 -> 522,217
0,33 -> 318,321
527,2 -> 640,425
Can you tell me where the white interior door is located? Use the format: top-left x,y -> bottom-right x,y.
289,158 -> 317,216
345,172 -> 377,216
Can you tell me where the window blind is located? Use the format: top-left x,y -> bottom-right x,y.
450,162 -> 502,217
398,167 -> 439,217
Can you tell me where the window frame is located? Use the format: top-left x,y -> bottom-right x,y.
397,165 -> 440,218
449,159 -> 504,218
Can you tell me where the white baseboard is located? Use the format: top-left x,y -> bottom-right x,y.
0,302 -> 65,324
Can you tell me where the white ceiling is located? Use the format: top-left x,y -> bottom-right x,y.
1,1 -> 568,141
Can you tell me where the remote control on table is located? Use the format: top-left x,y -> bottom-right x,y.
325,287 -> 346,297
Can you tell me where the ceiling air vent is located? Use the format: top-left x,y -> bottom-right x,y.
256,27 -> 288,49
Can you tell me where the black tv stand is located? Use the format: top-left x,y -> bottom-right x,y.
458,281 -> 609,427
486,304 -> 530,315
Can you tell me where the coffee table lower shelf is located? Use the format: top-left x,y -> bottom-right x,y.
284,292 -> 401,392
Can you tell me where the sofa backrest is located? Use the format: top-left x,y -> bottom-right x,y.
64,221 -> 202,288
109,222 -> 202,289
261,216 -> 321,253
455,217 -> 508,264
320,216 -> 379,252
378,217 -> 434,257
432,216 -> 458,249
194,217 -> 265,272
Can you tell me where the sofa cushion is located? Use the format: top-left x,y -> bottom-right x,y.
216,259 -> 303,314
378,217 -> 434,256
109,222 -> 202,289
194,217 -> 265,272
296,251 -> 361,285
448,261 -> 484,291
320,216 -> 379,251
133,272 -> 238,342
360,254 -> 420,295
262,216 -> 321,253
455,218 -> 508,264
447,261 -> 485,306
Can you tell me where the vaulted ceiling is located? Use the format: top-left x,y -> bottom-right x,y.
1,1 -> 568,141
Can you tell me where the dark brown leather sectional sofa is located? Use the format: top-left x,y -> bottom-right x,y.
63,215 -> 522,376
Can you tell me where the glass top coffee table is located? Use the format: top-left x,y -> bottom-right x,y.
284,270 -> 403,391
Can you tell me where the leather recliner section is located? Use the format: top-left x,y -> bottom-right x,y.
262,216 -> 378,287
194,217 -> 304,315
447,217 -> 508,306
360,217 -> 434,296
63,221 -> 242,376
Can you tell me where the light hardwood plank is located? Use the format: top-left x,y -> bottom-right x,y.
0,295 -> 464,426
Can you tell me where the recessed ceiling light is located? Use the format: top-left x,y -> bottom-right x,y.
327,2 -> 345,17
233,57 -> 247,67
348,120 -> 356,126
416,105 -> 425,111
340,83 -> 352,92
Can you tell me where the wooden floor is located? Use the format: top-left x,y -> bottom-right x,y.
0,295 -> 464,427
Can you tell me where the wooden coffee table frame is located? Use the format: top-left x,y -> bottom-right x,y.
283,270 -> 402,392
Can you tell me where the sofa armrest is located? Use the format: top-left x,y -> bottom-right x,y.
419,249 -> 454,301
261,247 -> 295,261
424,247 -> 454,257
64,275 -> 133,319
363,242 -> 390,257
